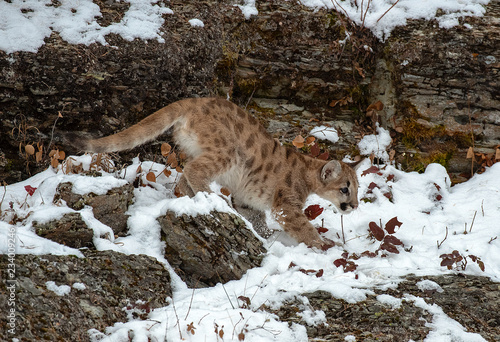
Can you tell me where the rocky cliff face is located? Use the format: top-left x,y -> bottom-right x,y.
1,0 -> 498,184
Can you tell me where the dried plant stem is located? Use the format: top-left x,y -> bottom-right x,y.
437,226 -> 448,249
469,211 -> 477,233
376,0 -> 401,23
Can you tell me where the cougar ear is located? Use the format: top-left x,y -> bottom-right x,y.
321,160 -> 342,182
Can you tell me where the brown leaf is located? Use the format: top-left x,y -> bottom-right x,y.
395,126 -> 404,133
292,135 -> 305,148
496,148 -> 500,160
58,112 -> 63,118
305,136 -> 316,146
161,143 -> 171,157
175,166 -> 183,173
466,147 -> 474,159
163,168 -> 172,177
167,152 -> 177,168
35,151 -> 43,163
146,172 -> 156,182
25,144 -> 35,155
220,187 -> 231,196
366,101 -> 384,112
51,158 -> 59,168
385,217 -> 402,234
58,150 -> 65,160
369,222 -> 385,241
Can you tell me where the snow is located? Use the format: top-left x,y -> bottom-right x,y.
416,279 -> 444,293
73,282 -> 87,290
0,0 -> 490,53
188,19 -> 205,28
310,125 -> 339,143
1,149 -> 499,341
45,281 -> 72,296
357,124 -> 392,161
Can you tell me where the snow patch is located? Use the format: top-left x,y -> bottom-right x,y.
310,126 -> 339,143
45,281 -> 71,296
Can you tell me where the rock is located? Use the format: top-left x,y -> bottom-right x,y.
158,210 -> 266,288
54,182 -> 134,236
0,250 -> 171,342
269,274 -> 500,341
33,212 -> 94,249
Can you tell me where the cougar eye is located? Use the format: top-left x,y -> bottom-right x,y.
340,187 -> 349,194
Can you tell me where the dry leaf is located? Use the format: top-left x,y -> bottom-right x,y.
167,152 -> 177,168
220,187 -> 231,196
58,112 -> 63,118
466,147 -> 474,159
367,101 -> 384,112
292,135 -> 305,148
395,127 -> 404,133
389,149 -> 396,161
51,158 -> 59,168
58,150 -> 65,160
146,172 -> 156,182
49,150 -> 57,158
496,148 -> 500,160
163,168 -> 172,177
305,136 -> 316,146
35,151 -> 43,163
175,166 -> 183,173
179,151 -> 187,160
136,165 -> 142,173
25,144 -> 35,155
161,143 -> 171,156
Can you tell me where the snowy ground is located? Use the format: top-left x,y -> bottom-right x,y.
0,0 -> 491,53
1,1 -> 497,341
1,125 -> 499,342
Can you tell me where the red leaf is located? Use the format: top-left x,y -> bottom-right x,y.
24,185 -> 37,196
440,258 -> 455,267
380,241 -> 399,254
369,222 -> 385,241
310,142 -> 320,157
318,151 -> 329,160
361,166 -> 380,176
333,258 -> 347,268
315,269 -> 324,277
361,251 -> 377,258
383,235 -> 403,246
385,217 -> 402,234
317,227 -> 329,234
368,182 -> 379,190
435,194 -> 442,201
305,205 -> 324,220
386,174 -> 395,182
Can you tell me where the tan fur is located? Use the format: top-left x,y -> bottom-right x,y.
76,97 -> 360,249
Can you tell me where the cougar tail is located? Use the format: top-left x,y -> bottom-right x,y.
72,102 -> 184,153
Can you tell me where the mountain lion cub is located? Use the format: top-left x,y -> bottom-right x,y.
72,97 -> 359,249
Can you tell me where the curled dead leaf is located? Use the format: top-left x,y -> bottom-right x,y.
146,172 -> 156,182
292,135 -> 305,149
25,144 -> 35,155
161,143 -> 171,157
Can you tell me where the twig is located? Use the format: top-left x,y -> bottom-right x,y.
341,215 -> 346,244
437,226 -> 448,249
469,211 -> 477,233
217,271 -> 235,309
376,0 -> 401,23
361,0 -> 372,29
171,298 -> 183,340
481,199 -> 484,217
184,288 -> 196,320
